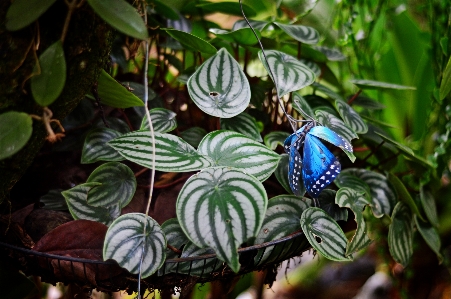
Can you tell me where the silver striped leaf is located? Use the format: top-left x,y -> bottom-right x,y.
187,48 -> 250,118
273,22 -> 319,44
232,19 -> 269,31
292,93 -> 316,120
258,50 -> 316,98
313,82 -> 345,102
312,46 -> 346,61
85,162 -> 136,208
197,130 -> 281,181
349,79 -> 416,90
336,188 -> 373,256
81,128 -> 124,164
340,168 -> 397,218
300,59 -> 321,77
335,100 -> 368,134
255,195 -> 311,264
140,108 -> 177,133
420,187 -> 439,227
335,172 -> 372,203
40,189 -> 67,210
158,218 -> 190,276
300,207 -> 351,261
220,112 -> 262,142
388,202 -> 413,267
62,182 -> 118,225
172,242 -> 216,276
414,215 -> 443,263
176,166 -> 267,273
103,213 -> 166,278
318,190 -> 348,222
264,131 -> 290,150
180,127 -> 208,148
108,131 -> 213,172
315,110 -> 358,143
274,154 -> 295,194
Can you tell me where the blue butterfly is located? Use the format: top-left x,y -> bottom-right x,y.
284,122 -> 353,198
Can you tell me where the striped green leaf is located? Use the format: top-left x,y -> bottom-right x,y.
40,189 -> 67,210
350,79 -> 416,91
86,162 -> 136,208
81,128 -> 124,164
158,218 -> 190,276
300,207 -> 351,261
220,112 -> 262,142
318,190 -> 348,222
258,50 -> 316,98
300,59 -> 321,77
414,215 -> 443,263
197,130 -> 281,181
388,173 -> 425,222
109,131 -> 213,172
176,167 -> 267,273
264,131 -> 290,150
312,46 -> 346,61
173,242 -> 216,276
62,183 -> 119,225
420,187 -> 439,227
340,169 -> 397,218
335,172 -> 372,202
140,108 -> 177,133
335,100 -> 368,134
273,22 -> 319,44
103,213 -> 166,278
187,48 -> 250,118
336,188 -> 372,256
315,110 -> 358,143
274,154 -> 295,194
209,28 -> 261,46
313,82 -> 345,102
180,127 -> 207,148
388,202 -> 413,267
292,93 -> 316,120
232,19 -> 268,31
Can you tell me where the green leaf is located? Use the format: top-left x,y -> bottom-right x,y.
187,48 -> 250,118
97,70 -> 144,108
351,96 -> 386,110
86,162 -> 136,208
336,188 -> 372,256
300,59 -> 321,77
312,46 -> 346,61
274,154 -> 297,194
62,183 -> 119,225
169,242 -> 216,276
140,108 -> 177,133
196,2 -> 256,17
300,207 -> 351,261
440,56 -> 451,101
81,128 -> 124,164
264,131 -> 290,150
420,187 -> 439,227
258,50 -> 316,98
318,190 -> 348,222
150,0 -> 180,20
315,110 -> 358,143
93,117 -> 130,134
103,213 -> 166,278
161,218 -> 189,259
335,172 -> 372,201
40,189 -> 67,210
273,22 -> 319,44
109,131 -> 213,172
210,28 -> 261,46
176,166 -> 267,272
350,79 -> 416,91
197,130 -> 281,181
180,127 -> 207,148
31,41 -> 66,106
220,112 -> 262,142
312,82 -> 345,102
414,215 -> 443,263
233,19 -> 268,31
292,93 -> 316,120
388,173 -> 425,222
87,0 -> 148,40
0,111 -> 33,160
163,28 -> 217,54
5,0 -> 57,31
388,202 -> 413,267
123,82 -> 157,102
335,100 -> 368,134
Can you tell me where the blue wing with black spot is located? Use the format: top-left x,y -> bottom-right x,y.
302,134 -> 341,198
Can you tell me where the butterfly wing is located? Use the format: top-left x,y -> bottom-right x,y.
302,134 -> 341,198
308,126 -> 353,154
283,125 -> 308,154
288,137 -> 304,196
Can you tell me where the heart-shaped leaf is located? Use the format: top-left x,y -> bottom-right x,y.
210,28 -> 261,46
318,190 -> 348,221
414,215 -> 443,263
388,202 -> 413,267
264,131 -> 290,150
300,207 -> 351,261
81,128 -> 124,164
171,242 -> 216,276
336,188 -> 372,256
292,93 -> 316,120
300,59 -> 321,77
335,100 -> 368,134
163,28 -> 217,54
180,127 -> 208,148
109,131 -> 213,172
103,213 -> 166,278
220,112 -> 262,142
87,0 -> 148,40
176,166 -> 267,272
197,130 -> 281,181
273,22 -> 319,44
350,79 -> 416,91
6,0 -> 57,31
187,48 -> 250,118
312,46 -> 346,61
315,110 -> 358,142
335,172 -> 372,201
161,218 -> 189,258
62,183 -> 119,225
420,187 -> 439,227
140,108 -> 177,133
97,70 -> 144,108
86,162 -> 136,208
232,19 -> 269,31
0,111 -> 33,160
259,50 -> 316,97
31,40 -> 66,106
274,154 -> 295,194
